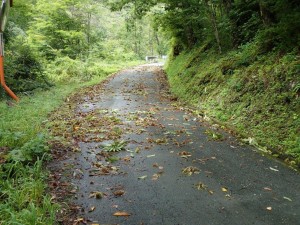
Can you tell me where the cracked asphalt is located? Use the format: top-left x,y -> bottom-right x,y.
59,64 -> 300,225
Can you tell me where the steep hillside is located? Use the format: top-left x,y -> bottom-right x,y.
165,45 -> 300,166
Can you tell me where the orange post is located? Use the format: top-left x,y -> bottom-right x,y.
0,55 -> 19,101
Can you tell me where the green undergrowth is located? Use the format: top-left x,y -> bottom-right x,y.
0,60 -> 141,224
165,44 -> 300,167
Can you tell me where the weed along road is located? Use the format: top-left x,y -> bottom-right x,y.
51,64 -> 300,225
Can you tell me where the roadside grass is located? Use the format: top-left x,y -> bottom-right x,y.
0,60 -> 142,224
165,45 -> 300,167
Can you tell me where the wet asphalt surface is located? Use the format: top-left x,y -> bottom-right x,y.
66,64 -> 300,225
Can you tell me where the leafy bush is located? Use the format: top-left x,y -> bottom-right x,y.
4,36 -> 50,94
7,134 -> 50,163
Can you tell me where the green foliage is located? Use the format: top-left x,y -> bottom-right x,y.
4,37 -> 50,93
103,140 -> 127,152
27,0 -> 87,59
0,160 -> 58,224
166,44 -> 300,165
111,0 -> 300,54
8,134 -> 49,163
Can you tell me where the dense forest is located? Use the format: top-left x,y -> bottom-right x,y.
0,0 -> 299,224
1,0 -> 168,95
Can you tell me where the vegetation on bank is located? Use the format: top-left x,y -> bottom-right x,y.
165,45 -> 299,166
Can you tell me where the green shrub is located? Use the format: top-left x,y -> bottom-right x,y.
8,134 -> 50,163
4,37 -> 50,94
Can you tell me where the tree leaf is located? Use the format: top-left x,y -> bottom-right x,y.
113,211 -> 131,216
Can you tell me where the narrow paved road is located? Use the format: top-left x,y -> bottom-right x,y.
59,65 -> 300,225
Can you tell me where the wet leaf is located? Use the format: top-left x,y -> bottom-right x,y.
113,211 -> 131,217
195,182 -> 207,190
113,190 -> 125,197
152,174 -> 160,180
178,151 -> 192,157
123,156 -> 131,162
182,166 -> 200,176
89,191 -> 103,199
153,163 -> 159,168
224,194 -> 232,200
155,138 -> 168,144
135,147 -> 141,153
283,196 -> 292,202
89,206 -> 96,212
138,175 -> 147,180
264,187 -> 272,191
205,129 -> 224,141
269,167 -> 279,172
73,218 -> 85,225
222,187 -> 228,192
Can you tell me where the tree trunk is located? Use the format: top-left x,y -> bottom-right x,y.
258,1 -> 274,26
206,1 -> 222,54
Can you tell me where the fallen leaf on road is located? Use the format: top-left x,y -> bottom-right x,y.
89,191 -> 103,199
178,151 -> 192,157
266,207 -> 272,211
152,173 -> 160,181
89,206 -> 96,212
195,182 -> 207,190
225,194 -> 232,199
269,167 -> 279,172
153,163 -> 159,168
182,166 -> 200,176
123,156 -> 131,162
113,211 -> 131,217
283,196 -> 292,202
73,218 -> 85,225
113,190 -> 125,197
138,175 -> 147,180
155,138 -> 168,144
264,187 -> 272,191
222,187 -> 228,192
147,154 -> 156,158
